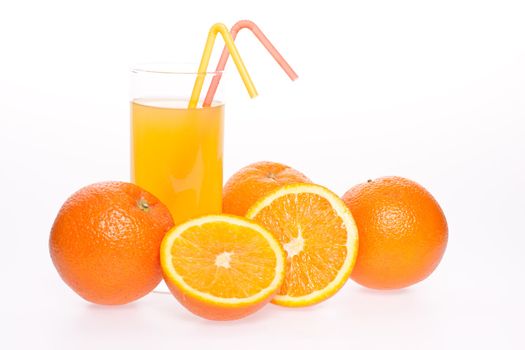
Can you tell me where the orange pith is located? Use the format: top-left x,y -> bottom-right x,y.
161,215 -> 285,320
246,184 -> 358,307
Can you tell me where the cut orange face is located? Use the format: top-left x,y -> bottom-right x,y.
160,215 -> 285,320
246,184 -> 359,307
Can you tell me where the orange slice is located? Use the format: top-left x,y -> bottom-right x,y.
246,184 -> 359,307
160,215 -> 285,320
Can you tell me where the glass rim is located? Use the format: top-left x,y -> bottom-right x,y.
131,62 -> 223,75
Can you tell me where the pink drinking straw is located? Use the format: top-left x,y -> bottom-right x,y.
203,20 -> 298,107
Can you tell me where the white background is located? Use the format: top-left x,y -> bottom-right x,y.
1,0 -> 524,349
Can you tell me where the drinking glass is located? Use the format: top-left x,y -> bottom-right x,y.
130,64 -> 224,224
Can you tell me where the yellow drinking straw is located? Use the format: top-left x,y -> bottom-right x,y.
189,23 -> 257,108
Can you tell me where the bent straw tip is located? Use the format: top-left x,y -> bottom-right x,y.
211,22 -> 227,27
234,19 -> 255,28
210,22 -> 228,33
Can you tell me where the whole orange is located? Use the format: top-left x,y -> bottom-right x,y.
49,181 -> 174,305
342,176 -> 448,289
223,161 -> 311,216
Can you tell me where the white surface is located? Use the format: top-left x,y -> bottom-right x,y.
1,0 -> 524,349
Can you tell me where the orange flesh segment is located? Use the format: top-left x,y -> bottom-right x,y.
169,221 -> 277,298
252,193 -> 348,297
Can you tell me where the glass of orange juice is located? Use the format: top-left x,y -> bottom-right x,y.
130,64 -> 224,224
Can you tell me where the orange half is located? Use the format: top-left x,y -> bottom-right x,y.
160,215 -> 285,320
246,184 -> 359,307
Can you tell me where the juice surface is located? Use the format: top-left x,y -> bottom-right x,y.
131,99 -> 224,224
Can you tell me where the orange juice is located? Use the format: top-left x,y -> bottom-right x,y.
131,99 -> 224,224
